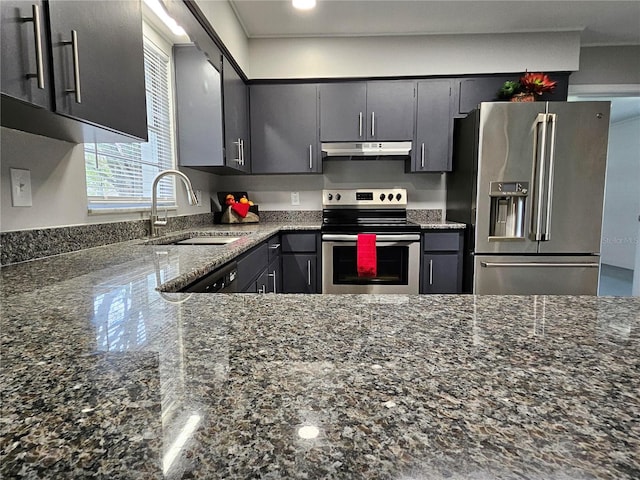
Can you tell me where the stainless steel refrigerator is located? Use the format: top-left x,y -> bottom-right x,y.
446,101 -> 611,294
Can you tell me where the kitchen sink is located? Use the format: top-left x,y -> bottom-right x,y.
172,237 -> 241,245
144,232 -> 251,246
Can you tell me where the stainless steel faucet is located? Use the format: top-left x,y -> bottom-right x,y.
150,169 -> 198,237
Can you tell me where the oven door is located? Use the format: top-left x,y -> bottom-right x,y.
322,234 -> 421,294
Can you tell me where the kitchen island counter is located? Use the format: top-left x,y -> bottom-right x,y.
1,225 -> 638,479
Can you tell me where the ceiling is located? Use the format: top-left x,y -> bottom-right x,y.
227,0 -> 640,46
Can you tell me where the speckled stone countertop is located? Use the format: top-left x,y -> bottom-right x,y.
2,222 -> 638,479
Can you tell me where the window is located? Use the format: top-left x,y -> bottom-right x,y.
84,31 -> 176,212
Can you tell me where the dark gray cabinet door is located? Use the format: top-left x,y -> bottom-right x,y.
1,1 -> 51,109
456,74 -> 570,117
282,254 -> 317,293
250,83 -> 320,174
412,80 -> 453,172
422,254 -> 460,294
319,81 -> 415,142
222,57 -> 250,173
366,81 -> 415,141
319,83 -> 367,141
456,75 -> 514,117
174,44 -> 224,169
47,0 -> 147,140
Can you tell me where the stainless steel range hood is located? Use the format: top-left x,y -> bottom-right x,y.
321,142 -> 412,159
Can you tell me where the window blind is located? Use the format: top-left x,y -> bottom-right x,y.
85,37 -> 175,211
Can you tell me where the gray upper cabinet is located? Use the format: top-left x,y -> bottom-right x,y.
250,83 -> 321,174
48,0 -> 147,139
456,73 -> 570,117
1,1 -> 52,110
1,0 -> 147,143
319,83 -> 366,142
410,80 -> 454,172
319,81 -> 415,142
222,57 -> 250,173
174,44 -> 224,171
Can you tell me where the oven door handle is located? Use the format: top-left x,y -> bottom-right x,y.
322,234 -> 421,242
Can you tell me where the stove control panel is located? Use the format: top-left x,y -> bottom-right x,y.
323,188 -> 407,207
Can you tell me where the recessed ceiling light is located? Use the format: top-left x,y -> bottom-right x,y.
292,0 -> 316,11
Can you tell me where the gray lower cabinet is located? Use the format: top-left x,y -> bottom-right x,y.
222,57 -> 250,173
174,44 -> 224,171
281,233 -> 320,293
421,230 -> 464,294
250,83 -> 321,174
237,235 -> 281,293
319,81 -> 415,142
409,80 -> 454,172
1,0 -> 147,142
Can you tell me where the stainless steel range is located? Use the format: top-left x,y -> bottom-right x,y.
321,188 -> 421,294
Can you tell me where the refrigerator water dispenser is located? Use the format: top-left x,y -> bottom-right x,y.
488,181 -> 528,239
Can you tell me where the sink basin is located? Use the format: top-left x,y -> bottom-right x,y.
173,237 -> 241,245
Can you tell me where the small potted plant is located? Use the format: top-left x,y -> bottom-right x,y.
498,72 -> 558,102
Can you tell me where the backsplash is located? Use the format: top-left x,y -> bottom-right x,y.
0,213 -> 213,266
0,209 -> 442,265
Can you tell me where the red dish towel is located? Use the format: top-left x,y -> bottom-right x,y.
357,233 -> 377,277
231,202 -> 250,218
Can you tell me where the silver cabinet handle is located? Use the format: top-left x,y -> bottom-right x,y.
429,259 -> 433,285
269,243 -> 281,250
234,139 -> 242,164
63,30 -> 82,103
241,138 -> 246,166
23,5 -> 45,89
308,144 -> 313,169
371,112 -> 375,137
481,262 -> 599,268
268,270 -> 277,293
358,112 -> 363,138
307,260 -> 311,286
421,143 -> 425,169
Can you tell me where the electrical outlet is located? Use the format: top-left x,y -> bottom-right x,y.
196,190 -> 202,207
10,168 -> 32,207
291,191 -> 300,206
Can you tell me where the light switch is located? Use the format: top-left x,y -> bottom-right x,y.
10,168 -> 32,207
291,191 -> 300,206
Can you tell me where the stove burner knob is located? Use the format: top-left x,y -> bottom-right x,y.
387,193 -> 393,201
396,193 -> 402,201
335,193 -> 341,201
379,193 -> 386,201
328,193 -> 333,201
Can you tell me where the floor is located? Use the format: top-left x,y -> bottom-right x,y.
599,263 -> 634,296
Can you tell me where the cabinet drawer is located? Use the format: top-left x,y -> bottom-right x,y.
268,235 -> 281,262
237,243 -> 268,291
423,231 -> 462,252
281,233 -> 317,253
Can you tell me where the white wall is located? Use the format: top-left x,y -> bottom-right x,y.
600,115 -> 640,269
219,160 -> 445,211
570,46 -> 640,86
0,127 -> 216,232
193,0 -> 249,73
247,32 -> 580,79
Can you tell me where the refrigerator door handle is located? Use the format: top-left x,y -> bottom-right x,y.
543,113 -> 558,241
532,113 -> 548,241
481,261 -> 599,268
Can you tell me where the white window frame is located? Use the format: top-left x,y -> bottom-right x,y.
84,22 -> 179,214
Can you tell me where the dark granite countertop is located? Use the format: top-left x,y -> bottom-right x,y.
1,222 -> 638,479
